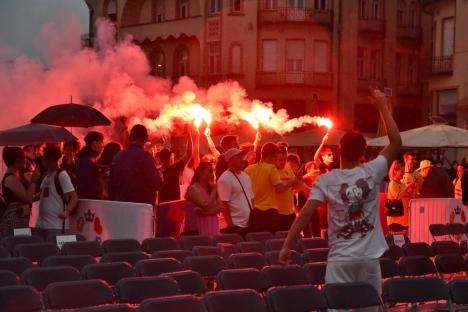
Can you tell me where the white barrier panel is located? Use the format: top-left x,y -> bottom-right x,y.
408,198 -> 467,244
30,200 -> 153,242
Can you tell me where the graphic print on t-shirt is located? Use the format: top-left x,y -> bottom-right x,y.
337,178 -> 374,239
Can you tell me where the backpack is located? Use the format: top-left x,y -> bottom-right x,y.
54,169 -> 78,216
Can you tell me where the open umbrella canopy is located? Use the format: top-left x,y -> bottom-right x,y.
31,103 -> 111,128
0,124 -> 77,146
367,124 -> 468,147
285,128 -> 346,146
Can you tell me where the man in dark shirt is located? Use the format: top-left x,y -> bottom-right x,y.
157,132 -> 193,203
109,125 -> 163,205
75,132 -> 104,199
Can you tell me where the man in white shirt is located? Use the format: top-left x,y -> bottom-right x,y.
36,145 -> 79,240
280,90 -> 402,311
217,148 -> 253,237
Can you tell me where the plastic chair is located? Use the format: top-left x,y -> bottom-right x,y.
217,268 -> 267,291
267,285 -> 327,312
227,252 -> 267,270
102,239 -> 141,253
183,255 -> 227,278
14,242 -> 60,264
324,282 -> 383,310
179,235 -> 212,251
82,262 -> 136,286
161,270 -> 206,295
115,276 -> 180,304
303,262 -> 327,285
203,289 -> 267,312
62,241 -> 104,257
152,250 -> 193,262
140,295 -> 207,312
135,258 -> 183,277
0,285 -> 42,312
100,251 -> 149,266
43,255 -> 97,271
261,265 -> 308,288
142,237 -> 180,253
22,265 -> 81,291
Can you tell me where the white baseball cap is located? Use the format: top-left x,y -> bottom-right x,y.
224,148 -> 246,162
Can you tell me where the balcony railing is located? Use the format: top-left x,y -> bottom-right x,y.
358,16 -> 385,33
397,83 -> 422,96
431,56 -> 453,75
256,71 -> 333,88
259,7 -> 333,25
357,78 -> 386,92
397,25 -> 422,40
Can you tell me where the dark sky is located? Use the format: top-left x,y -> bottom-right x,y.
0,0 -> 89,62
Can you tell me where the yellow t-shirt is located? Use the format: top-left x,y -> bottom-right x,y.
276,166 -> 295,216
245,162 -> 281,211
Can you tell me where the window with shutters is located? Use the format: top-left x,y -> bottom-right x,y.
262,40 -> 277,72
208,42 -> 221,75
230,44 -> 242,74
313,40 -> 328,73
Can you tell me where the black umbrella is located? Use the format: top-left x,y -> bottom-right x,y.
31,102 -> 111,128
0,124 -> 77,146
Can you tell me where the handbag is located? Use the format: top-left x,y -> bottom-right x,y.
384,199 -> 404,217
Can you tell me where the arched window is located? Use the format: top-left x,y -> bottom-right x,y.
175,47 -> 189,77
409,1 -> 418,26
359,0 -> 367,18
371,0 -> 380,19
230,44 -> 242,74
397,0 -> 406,25
153,49 -> 165,77
105,0 -> 117,22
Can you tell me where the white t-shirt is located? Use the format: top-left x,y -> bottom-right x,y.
309,155 -> 388,261
37,170 -> 75,230
217,170 -> 253,228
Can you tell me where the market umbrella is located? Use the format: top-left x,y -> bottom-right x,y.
367,124 -> 468,148
0,124 -> 77,146
285,128 -> 346,147
31,102 -> 111,128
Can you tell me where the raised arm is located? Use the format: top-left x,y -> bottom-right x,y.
193,130 -> 200,169
313,131 -> 329,163
370,91 -> 402,164
204,128 -> 221,158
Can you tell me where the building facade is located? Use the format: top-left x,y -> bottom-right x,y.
422,0 -> 468,129
84,0 -> 432,133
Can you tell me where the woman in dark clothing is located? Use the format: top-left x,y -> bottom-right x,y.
97,142 -> 122,200
0,147 -> 40,237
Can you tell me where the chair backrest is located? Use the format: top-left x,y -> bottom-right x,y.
245,232 -> 274,245
14,242 -> 60,264
265,250 -> 303,266
302,248 -> 329,263
142,237 -> 180,253
0,285 -> 42,312
115,276 -> 180,304
429,224 -> 449,238
82,262 -> 136,286
398,256 -> 437,276
446,223 -> 465,236
0,245 -> 10,258
213,234 -> 244,245
227,252 -> 267,270
383,277 -> 449,304
432,240 -> 461,255
62,241 -> 104,257
448,279 -> 468,305
297,238 -> 328,252
379,258 -> 400,279
193,246 -> 224,258
43,255 -> 97,271
303,263 -> 327,285
44,279 -> 115,309
217,268 -> 267,292
102,239 -> 141,253
267,285 -> 327,312
274,231 -> 289,239
0,257 -> 33,276
403,242 -> 434,257
0,270 -> 20,287
152,250 -> 193,263
265,239 -> 286,251
235,242 -> 265,254
183,255 -> 227,278
161,270 -> 207,295
179,235 -> 212,251
22,265 -> 81,291
1,235 -> 43,253
135,258 -> 183,277
70,303 -> 136,312
140,295 -> 207,312
381,245 -> 404,261
203,289 -> 267,312
100,252 -> 149,266
435,254 -> 466,274
261,265 -> 308,288
324,282 -> 382,309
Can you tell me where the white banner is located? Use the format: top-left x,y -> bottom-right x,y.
30,199 -> 153,243
408,198 -> 467,244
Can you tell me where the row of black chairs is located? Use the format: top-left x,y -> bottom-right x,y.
382,240 -> 468,261
429,223 -> 468,240
2,276 -> 468,312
